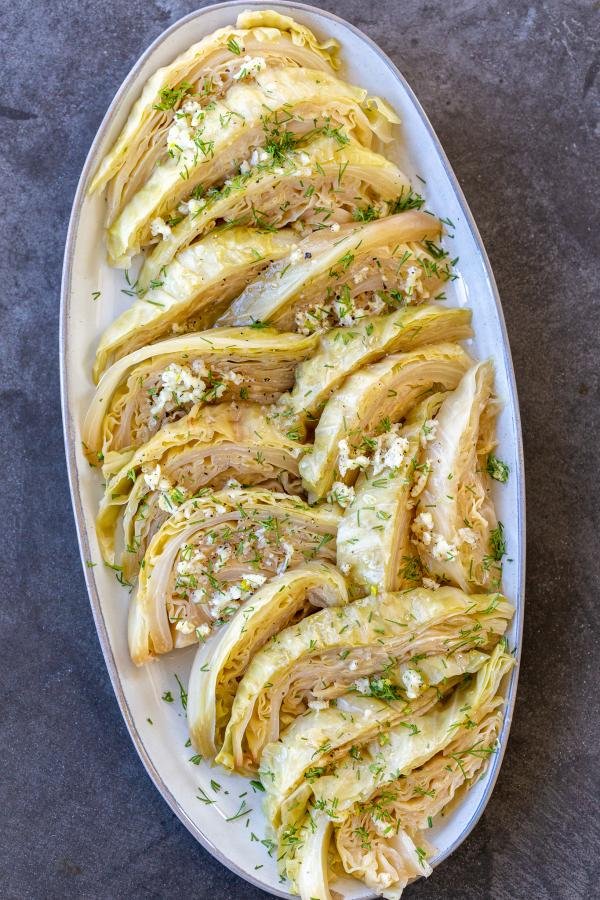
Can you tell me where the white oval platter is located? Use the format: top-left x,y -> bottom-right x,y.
60,2 -> 525,896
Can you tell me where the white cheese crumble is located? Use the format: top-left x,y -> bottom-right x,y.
307,699 -> 329,711
410,462 -> 431,498
181,99 -> 204,126
422,576 -> 440,591
166,115 -> 197,161
175,619 -> 196,634
337,439 -> 370,477
327,481 -> 355,509
330,222 -> 340,232
411,511 -> 434,545
420,418 -> 438,448
401,667 -> 425,699
277,541 -> 295,575
403,264 -> 422,298
353,678 -> 370,695
232,55 -> 266,80
458,527 -> 478,546
431,535 -> 458,562
150,217 -> 172,240
370,429 -> 409,476
195,623 -> 211,638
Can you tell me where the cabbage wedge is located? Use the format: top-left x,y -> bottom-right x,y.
334,708 -> 502,898
336,393 -> 445,596
187,563 -> 348,759
275,304 -> 471,430
106,67 -> 399,266
83,327 -> 317,476
298,342 -> 473,502
413,360 -> 501,591
94,227 -> 297,378
218,586 -> 513,773
89,10 -> 340,223
96,402 -> 309,572
273,645 -> 514,897
219,211 -> 449,331
260,650 -> 490,827
138,136 -> 410,289
128,488 -> 340,665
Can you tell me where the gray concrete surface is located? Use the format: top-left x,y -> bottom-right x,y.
1,0 -> 599,897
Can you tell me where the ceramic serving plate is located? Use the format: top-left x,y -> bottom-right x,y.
60,2 -> 525,895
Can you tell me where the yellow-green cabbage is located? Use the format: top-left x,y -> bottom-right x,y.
299,342 -> 473,503
128,488 -> 340,665
187,563 -> 348,759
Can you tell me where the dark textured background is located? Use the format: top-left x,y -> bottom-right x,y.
1,1 -> 599,897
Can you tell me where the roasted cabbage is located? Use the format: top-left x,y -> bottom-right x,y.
187,563 -> 348,759
83,327 -> 317,476
218,586 -> 513,773
96,402 -> 309,573
128,488 -> 340,665
89,10 -> 340,223
272,645 -> 514,897
412,360 -> 502,591
138,135 -> 411,289
219,211 -> 451,331
335,393 -> 445,596
94,227 -> 297,378
299,342 -> 473,502
274,304 -> 471,431
105,67 -> 399,266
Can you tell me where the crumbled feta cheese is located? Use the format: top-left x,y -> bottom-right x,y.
307,699 -> 329,711
143,464 -> 172,492
150,217 -> 172,240
431,536 -> 458,561
249,148 -> 270,168
410,462 -> 431,498
289,248 -> 303,265
232,55 -> 266,80
181,99 -> 204,127
276,540 -> 295,575
298,151 -> 311,166
223,369 -> 244,385
214,545 -> 232,571
327,481 -> 355,509
422,576 -> 440,591
370,429 -> 409,476
420,419 -> 438,448
401,667 -> 424,699
403,264 -> 422,298
337,439 -> 370,477
225,478 -> 242,490
175,619 -> 196,634
411,511 -> 434,545
294,303 -> 333,335
348,659 -> 359,671
333,292 -> 357,327
195,623 -> 211,638
352,266 -> 371,286
330,222 -> 340,232
239,159 -> 251,174
354,678 -> 370,695
458,527 -> 477,546
190,588 -> 207,605
166,115 -> 197,161
178,197 -> 206,216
